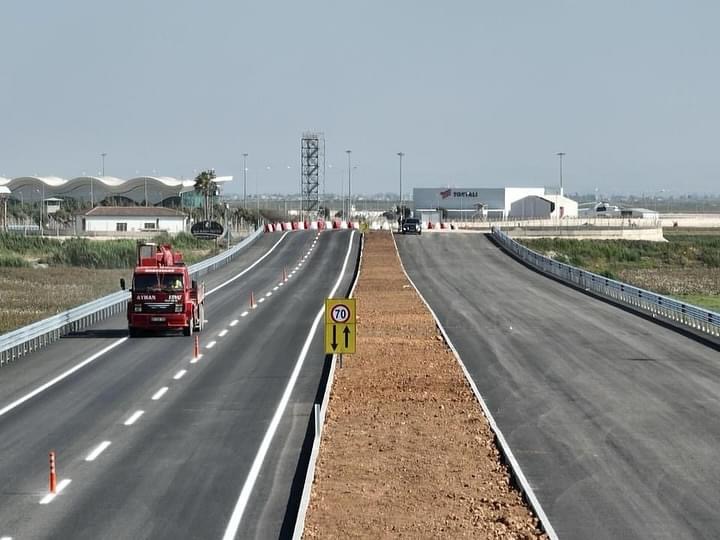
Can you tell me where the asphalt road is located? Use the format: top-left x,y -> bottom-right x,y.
0,229 -> 360,540
396,232 -> 720,540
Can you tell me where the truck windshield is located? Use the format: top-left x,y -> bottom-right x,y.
134,273 -> 184,291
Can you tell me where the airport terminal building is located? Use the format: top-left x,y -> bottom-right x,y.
413,187 -> 547,220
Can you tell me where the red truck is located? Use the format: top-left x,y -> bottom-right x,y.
120,243 -> 205,337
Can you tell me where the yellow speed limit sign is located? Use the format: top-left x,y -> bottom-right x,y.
325,298 -> 356,354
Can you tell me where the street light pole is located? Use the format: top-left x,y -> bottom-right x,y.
243,153 -> 248,210
556,152 -> 566,196
101,152 -> 107,177
397,152 -> 404,222
346,150 -> 352,219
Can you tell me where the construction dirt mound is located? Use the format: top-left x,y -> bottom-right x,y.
304,231 -> 546,539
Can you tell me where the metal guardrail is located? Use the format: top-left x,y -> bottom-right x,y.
491,227 -> 720,341
0,228 -> 263,366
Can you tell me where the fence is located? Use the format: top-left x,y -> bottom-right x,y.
0,227 -> 263,366
491,227 -> 720,341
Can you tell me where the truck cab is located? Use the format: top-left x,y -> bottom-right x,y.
122,243 -> 205,337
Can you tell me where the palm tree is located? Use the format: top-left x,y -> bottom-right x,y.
193,169 -> 217,220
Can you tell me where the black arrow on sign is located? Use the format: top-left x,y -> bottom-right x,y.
343,326 -> 351,348
331,325 -> 338,350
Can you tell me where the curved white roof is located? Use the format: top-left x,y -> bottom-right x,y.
0,175 -> 233,204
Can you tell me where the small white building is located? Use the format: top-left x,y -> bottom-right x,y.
76,207 -> 188,233
508,195 -> 578,219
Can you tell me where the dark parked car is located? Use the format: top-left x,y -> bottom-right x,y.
402,218 -> 422,235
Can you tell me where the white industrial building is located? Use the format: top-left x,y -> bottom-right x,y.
508,194 -> 578,219
76,207 -> 188,233
413,187 -> 547,220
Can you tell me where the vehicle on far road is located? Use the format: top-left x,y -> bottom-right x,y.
120,242 -> 204,337
402,217 -> 422,235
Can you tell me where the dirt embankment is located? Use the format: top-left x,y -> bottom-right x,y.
304,231 -> 545,539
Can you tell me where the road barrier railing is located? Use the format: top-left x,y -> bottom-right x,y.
0,228 -> 263,366
491,227 -> 720,341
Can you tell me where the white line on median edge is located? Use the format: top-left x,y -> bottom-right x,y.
85,441 -> 111,462
123,410 -> 144,426
391,234 -> 559,540
39,479 -> 71,504
152,387 -> 169,400
221,230 -> 357,540
0,338 -> 128,418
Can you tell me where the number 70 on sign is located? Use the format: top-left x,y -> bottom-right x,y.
325,298 -> 356,354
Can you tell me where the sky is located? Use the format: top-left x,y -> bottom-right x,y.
1,0 -> 719,196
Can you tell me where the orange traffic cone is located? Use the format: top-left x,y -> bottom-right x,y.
49,451 -> 57,494
250,291 -> 256,309
194,335 -> 200,358
283,268 -> 288,282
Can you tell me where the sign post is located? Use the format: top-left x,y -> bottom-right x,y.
325,298 -> 356,366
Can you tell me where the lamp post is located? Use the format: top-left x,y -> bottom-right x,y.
243,153 -> 248,210
397,152 -> 404,222
101,152 -> 107,177
556,152 -> 566,196
346,150 -> 352,219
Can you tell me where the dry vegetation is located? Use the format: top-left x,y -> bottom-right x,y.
304,231 -> 545,539
0,267 -> 130,333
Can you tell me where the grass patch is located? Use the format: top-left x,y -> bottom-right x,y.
520,236 -> 720,312
672,294 -> 720,312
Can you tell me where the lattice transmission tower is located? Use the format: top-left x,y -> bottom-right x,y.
301,132 -> 324,218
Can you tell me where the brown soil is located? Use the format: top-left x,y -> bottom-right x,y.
304,231 -> 546,539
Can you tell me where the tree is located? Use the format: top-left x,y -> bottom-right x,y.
193,169 -> 217,220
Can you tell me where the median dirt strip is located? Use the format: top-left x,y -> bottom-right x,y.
304,231 -> 545,538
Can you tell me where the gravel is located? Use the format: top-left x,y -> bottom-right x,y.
303,231 -> 546,539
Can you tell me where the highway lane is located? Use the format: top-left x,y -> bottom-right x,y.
0,229 -> 359,540
396,233 -> 720,540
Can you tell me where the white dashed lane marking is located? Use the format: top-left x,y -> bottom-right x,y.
85,441 -> 111,462
124,410 -> 144,426
258,298 -> 265,304
190,354 -> 202,364
39,479 -> 71,504
240,312 -> 249,318
273,286 -> 279,291
207,341 -> 217,349
230,319 -> 239,326
173,370 -> 187,380
265,292 -> 272,297
218,329 -> 228,337
152,387 -> 169,400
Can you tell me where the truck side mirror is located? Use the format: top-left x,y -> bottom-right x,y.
120,278 -> 126,290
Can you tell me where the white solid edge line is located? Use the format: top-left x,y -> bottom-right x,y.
206,341 -> 217,349
230,319 -> 239,326
152,387 -> 169,400
0,338 -> 128,418
173,369 -> 187,380
85,441 -> 112,462
206,232 -> 290,296
222,229 -> 357,540
390,234 -> 559,540
292,233 -> 364,539
39,478 -> 72,504
123,410 -> 144,426
218,329 -> 229,337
